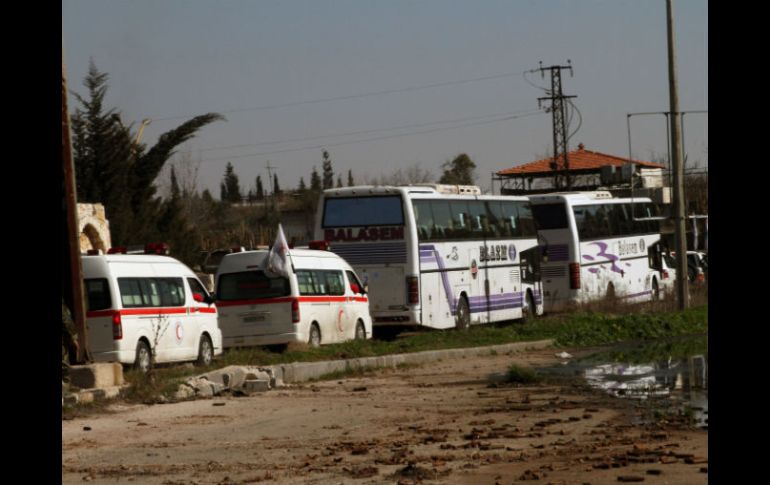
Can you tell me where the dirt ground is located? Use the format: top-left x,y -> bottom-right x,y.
62,347 -> 707,485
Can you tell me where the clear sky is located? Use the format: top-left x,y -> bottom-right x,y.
62,0 -> 707,196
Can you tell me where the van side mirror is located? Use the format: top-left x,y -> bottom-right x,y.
350,283 -> 361,294
193,293 -> 204,303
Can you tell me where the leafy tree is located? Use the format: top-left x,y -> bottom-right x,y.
71,61 -> 223,252
439,153 -> 477,185
273,173 -> 281,195
298,177 -> 307,192
220,162 -> 242,203
322,150 -> 334,189
336,176 -> 343,188
347,169 -> 354,187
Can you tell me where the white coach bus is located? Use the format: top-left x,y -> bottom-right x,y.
315,185 -> 544,330
529,191 -> 663,312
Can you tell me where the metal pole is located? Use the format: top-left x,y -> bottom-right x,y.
664,112 -> 672,187
666,0 -> 689,309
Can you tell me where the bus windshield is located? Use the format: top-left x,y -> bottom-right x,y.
323,196 -> 404,228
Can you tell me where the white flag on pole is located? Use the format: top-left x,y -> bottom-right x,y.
267,224 -> 291,278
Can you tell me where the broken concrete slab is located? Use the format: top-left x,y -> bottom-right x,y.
70,363 -> 124,389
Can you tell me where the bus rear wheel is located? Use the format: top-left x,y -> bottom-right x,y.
455,296 -> 470,330
651,278 -> 660,302
523,291 -> 537,322
606,283 -> 617,303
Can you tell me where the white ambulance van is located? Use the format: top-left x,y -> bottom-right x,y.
215,244 -> 372,349
82,245 -> 223,372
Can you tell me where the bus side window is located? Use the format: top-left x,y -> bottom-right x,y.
594,205 -> 611,239
431,200 -> 452,240
608,204 -> 630,237
468,200 -> 487,237
412,200 -> 434,241
502,201 -> 519,237
517,202 -> 537,237
484,201 -> 501,238
450,201 -> 471,239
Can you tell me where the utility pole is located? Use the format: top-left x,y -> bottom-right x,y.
265,160 -> 275,206
666,0 -> 689,309
62,53 -> 90,362
537,61 -> 577,190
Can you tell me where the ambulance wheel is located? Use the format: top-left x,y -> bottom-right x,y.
196,334 -> 213,367
455,296 -> 470,330
134,340 -> 152,373
355,320 -> 366,340
308,323 -> 321,348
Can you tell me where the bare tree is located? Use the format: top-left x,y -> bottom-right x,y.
363,163 -> 435,186
156,150 -> 201,200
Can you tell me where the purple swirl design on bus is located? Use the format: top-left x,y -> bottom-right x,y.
583,242 -> 623,274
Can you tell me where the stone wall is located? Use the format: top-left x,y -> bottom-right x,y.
78,203 -> 112,253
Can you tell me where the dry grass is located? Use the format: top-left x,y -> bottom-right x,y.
549,281 -> 708,317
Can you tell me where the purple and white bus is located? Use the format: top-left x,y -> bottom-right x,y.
315,184 -> 544,330
529,191 -> 663,312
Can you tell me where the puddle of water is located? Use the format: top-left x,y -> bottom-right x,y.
540,335 -> 708,426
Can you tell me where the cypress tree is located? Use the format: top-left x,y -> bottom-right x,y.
322,150 -> 334,189
221,162 -> 242,203
310,166 -> 322,192
256,175 -> 264,200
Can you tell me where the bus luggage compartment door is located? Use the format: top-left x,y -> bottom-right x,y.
360,266 -> 405,311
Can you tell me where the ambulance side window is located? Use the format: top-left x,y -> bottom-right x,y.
187,277 -> 209,297
118,277 -> 185,308
85,278 -> 111,311
296,270 -> 318,295
324,271 -> 345,296
157,278 -> 185,307
346,271 -> 364,294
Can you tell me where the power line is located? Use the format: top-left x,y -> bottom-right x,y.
196,110 -> 545,164
198,107 -> 543,154
150,70 -> 532,122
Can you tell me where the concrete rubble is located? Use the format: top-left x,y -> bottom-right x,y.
64,340 -> 554,405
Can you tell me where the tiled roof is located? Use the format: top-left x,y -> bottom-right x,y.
497,143 -> 665,176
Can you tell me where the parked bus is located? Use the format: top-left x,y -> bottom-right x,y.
315,184 -> 543,330
528,191 -> 663,312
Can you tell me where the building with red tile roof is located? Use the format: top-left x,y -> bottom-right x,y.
494,143 -> 666,195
